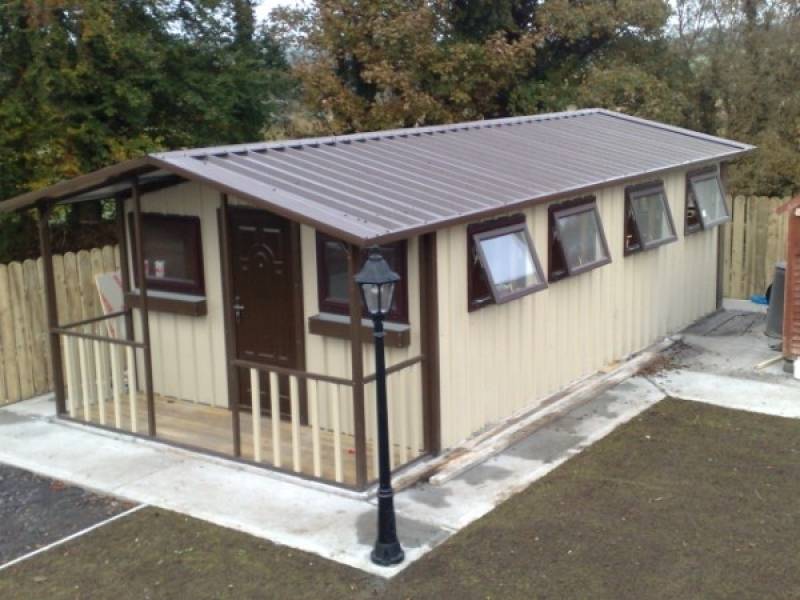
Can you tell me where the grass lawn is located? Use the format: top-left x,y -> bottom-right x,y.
2,398 -> 800,599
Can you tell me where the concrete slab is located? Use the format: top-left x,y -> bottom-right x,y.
0,373 -> 666,577
650,311 -> 800,418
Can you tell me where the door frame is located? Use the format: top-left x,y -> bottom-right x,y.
220,202 -> 306,411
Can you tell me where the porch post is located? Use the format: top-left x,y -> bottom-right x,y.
114,196 -> 136,346
218,193 -> 242,457
131,177 -> 157,436
419,233 -> 441,454
348,244 -> 368,487
37,202 -> 66,415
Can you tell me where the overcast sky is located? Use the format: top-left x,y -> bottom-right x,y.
254,0 -> 300,22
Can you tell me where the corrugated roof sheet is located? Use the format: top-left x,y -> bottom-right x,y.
1,109 -> 754,244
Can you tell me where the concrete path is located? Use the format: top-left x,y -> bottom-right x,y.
650,311 -> 800,419
0,377 -> 665,577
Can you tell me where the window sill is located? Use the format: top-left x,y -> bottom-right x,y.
308,313 -> 410,348
126,290 -> 207,317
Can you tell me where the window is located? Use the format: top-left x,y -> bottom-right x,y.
316,232 -> 408,322
467,215 -> 546,310
686,167 -> 730,233
549,197 -> 611,282
129,213 -> 205,296
624,182 -> 678,254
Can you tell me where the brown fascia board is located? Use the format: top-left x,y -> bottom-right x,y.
0,158 -> 156,212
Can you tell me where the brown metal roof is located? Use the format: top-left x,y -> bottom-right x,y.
1,109 -> 754,245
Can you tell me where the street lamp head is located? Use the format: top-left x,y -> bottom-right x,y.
354,249 -> 401,318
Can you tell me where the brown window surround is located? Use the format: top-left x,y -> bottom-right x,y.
685,166 -> 730,235
315,232 -> 408,323
128,212 -> 206,316
624,181 -> 678,256
467,214 -> 546,312
548,196 -> 612,282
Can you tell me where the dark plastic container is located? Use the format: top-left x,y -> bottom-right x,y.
765,261 -> 786,339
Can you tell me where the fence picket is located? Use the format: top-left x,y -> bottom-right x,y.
0,265 -> 19,403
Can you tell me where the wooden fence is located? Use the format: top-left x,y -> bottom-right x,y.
722,196 -> 792,300
0,245 -> 119,406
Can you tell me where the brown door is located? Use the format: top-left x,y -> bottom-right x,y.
228,206 -> 304,419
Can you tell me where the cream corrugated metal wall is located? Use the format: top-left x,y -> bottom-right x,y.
436,168 -> 719,449
301,226 -> 425,460
127,182 -> 229,407
126,185 -> 425,461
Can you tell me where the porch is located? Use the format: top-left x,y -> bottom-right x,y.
35,181 -> 439,491
61,345 -> 426,487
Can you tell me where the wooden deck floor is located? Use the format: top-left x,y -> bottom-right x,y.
72,393 -> 420,487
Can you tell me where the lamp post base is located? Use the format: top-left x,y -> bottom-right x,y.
371,540 -> 405,566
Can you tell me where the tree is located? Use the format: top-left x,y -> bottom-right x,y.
0,0 -> 292,201
275,0 -> 675,135
670,0 -> 800,195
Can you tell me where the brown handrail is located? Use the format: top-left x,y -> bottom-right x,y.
364,355 -> 424,384
59,310 -> 129,331
230,357 -> 354,387
52,327 -> 145,348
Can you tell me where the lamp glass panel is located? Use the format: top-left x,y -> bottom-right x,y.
379,281 -> 396,314
362,283 -> 381,316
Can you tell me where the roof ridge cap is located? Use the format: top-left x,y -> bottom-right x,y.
151,109 -> 602,159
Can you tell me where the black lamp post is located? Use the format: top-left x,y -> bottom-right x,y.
355,250 -> 405,567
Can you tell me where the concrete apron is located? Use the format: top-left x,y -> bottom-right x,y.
0,371 -> 667,578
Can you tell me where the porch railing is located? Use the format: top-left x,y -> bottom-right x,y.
55,311 -> 144,434
231,356 -> 426,488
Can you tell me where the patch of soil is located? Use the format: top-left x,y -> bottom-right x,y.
0,464 -> 135,564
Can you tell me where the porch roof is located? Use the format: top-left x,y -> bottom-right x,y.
1,108 -> 754,245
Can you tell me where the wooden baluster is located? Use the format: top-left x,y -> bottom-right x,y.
110,344 -> 122,429
126,346 -> 138,433
412,362 -> 423,455
78,338 -> 91,421
370,384 -> 379,480
388,374 -> 396,471
94,340 -> 106,425
269,371 -> 281,468
290,375 -> 301,473
396,370 -> 409,466
331,385 -> 343,483
63,336 -> 77,418
250,369 -> 262,462
309,380 -> 321,478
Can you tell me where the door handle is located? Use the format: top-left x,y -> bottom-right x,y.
233,302 -> 245,323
